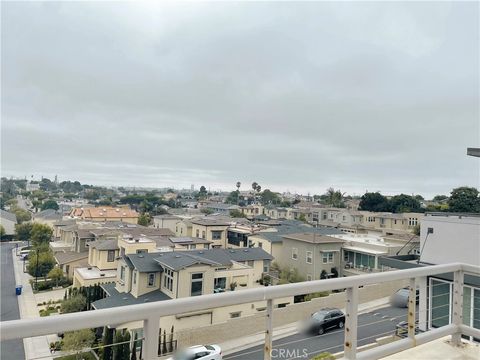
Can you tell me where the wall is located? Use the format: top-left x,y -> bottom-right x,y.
1,217 -> 16,235
191,224 -> 228,247
153,218 -> 179,234
420,215 -> 480,266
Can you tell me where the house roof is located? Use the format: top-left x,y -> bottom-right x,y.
89,239 -> 119,251
153,214 -> 181,220
92,283 -> 171,310
70,207 -> 139,219
283,233 -> 345,244
54,251 -> 88,265
190,218 -> 231,226
253,222 -> 344,243
35,209 -> 62,221
0,209 -> 17,223
205,203 -> 239,210
126,247 -> 273,272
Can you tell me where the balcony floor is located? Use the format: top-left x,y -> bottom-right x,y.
383,337 -> 480,360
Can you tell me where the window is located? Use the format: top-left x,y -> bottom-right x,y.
191,273 -> 203,296
107,250 -> 115,262
176,226 -> 178,233
189,244 -> 196,249
133,270 -> 137,285
263,260 -> 270,273
211,231 -> 222,240
163,268 -> 173,292
430,278 -> 452,328
196,229 -> 200,237
292,248 -> 298,260
307,274 -> 312,281
201,231 -> 206,239
136,249 -> 147,254
214,277 -> 226,290
409,218 -> 418,226
306,251 -> 313,264
258,242 -> 263,248
230,312 -> 241,318
322,252 -> 334,264
147,273 -> 156,287
120,266 -> 125,282
203,244 -> 209,249
247,260 -> 254,267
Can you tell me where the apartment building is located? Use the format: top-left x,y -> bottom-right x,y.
190,218 -> 231,248
275,233 -> 345,281
91,248 -> 288,332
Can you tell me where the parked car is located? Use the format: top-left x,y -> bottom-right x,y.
390,287 -> 419,308
305,308 -> 345,335
168,344 -> 222,360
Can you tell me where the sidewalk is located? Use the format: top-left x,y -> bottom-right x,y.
219,296 -> 391,355
12,249 -> 55,360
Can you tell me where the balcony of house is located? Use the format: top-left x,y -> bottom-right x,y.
2,263 -> 479,360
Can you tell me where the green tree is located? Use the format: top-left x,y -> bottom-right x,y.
323,188 -> 346,207
113,330 -> 131,360
260,189 -> 282,205
11,206 -> 32,223
225,191 -> 240,204
359,192 -> 390,212
137,213 -> 151,226
102,327 -> 114,360
15,223 -> 33,242
62,329 -> 95,360
413,224 -> 421,236
30,223 -> 53,247
448,187 -> 480,213
27,250 -> 55,278
229,209 -> 246,218
298,214 -> 307,222
41,199 -> 59,211
61,294 -> 87,313
0,225 -> 5,239
389,194 -> 422,213
48,267 -> 64,287
432,195 -> 448,202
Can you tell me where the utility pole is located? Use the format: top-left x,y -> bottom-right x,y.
35,248 -> 39,290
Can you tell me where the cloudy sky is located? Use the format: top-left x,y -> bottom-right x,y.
2,1 -> 479,197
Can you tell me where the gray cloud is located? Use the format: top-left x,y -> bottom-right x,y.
1,1 -> 479,197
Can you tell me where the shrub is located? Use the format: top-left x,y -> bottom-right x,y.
304,292 -> 330,301
310,352 -> 335,360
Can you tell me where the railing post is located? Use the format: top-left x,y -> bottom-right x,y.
264,299 -> 273,360
408,278 -> 417,341
143,316 -> 160,360
452,270 -> 464,346
344,286 -> 358,359
417,276 -> 428,331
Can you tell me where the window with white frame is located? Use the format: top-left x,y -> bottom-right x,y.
147,273 -> 156,287
120,266 -> 125,282
322,252 -> 334,264
408,218 -> 418,226
163,268 -> 173,292
292,248 -> 298,260
306,251 -> 313,264
211,231 -> 222,240
191,273 -> 203,296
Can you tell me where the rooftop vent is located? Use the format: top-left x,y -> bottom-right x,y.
116,208 -> 120,212
198,251 -> 204,254
103,208 -> 107,212
135,239 -> 139,243
87,267 -> 92,270
123,297 -> 128,301
138,254 -> 144,258
243,249 -> 249,252
100,273 -> 105,277
175,255 -> 181,258
123,213 -> 127,216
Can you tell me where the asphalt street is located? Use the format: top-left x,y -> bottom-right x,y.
224,306 -> 408,360
1,242 -> 25,360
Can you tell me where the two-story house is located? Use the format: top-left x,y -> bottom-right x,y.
91,248 -> 287,332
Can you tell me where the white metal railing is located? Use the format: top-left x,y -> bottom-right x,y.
1,262 -> 480,360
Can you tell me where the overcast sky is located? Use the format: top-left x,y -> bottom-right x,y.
1,2 -> 479,197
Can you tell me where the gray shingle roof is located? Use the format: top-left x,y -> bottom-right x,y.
0,209 -> 17,223
253,222 -> 344,243
89,239 -> 119,251
54,251 -> 88,265
126,247 -> 273,272
92,283 -> 171,310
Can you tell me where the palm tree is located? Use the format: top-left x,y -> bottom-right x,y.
236,182 -> 241,191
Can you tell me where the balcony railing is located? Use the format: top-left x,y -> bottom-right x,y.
1,262 -> 480,359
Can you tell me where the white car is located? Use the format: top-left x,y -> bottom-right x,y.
168,344 -> 222,360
